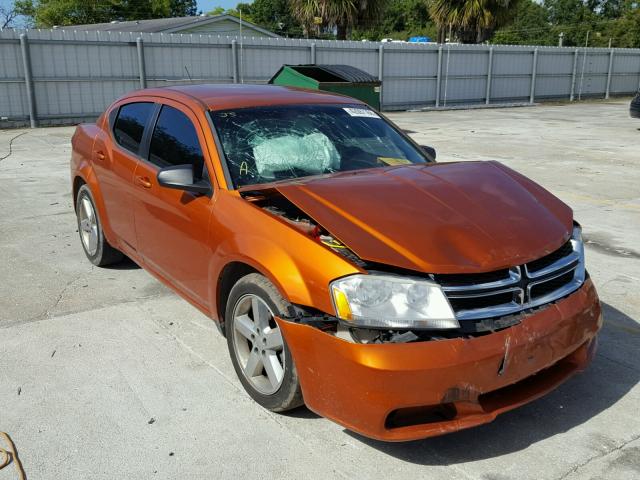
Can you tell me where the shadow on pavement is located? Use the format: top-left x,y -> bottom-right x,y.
102,256 -> 140,270
343,302 -> 639,464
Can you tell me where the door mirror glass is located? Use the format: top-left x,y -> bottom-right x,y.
157,164 -> 211,195
420,145 -> 437,161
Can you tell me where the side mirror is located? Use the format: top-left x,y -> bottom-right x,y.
420,145 -> 437,161
157,164 -> 211,196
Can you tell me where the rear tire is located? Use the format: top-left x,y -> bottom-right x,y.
226,273 -> 303,412
75,184 -> 123,267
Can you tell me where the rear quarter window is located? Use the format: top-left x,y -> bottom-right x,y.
113,102 -> 154,154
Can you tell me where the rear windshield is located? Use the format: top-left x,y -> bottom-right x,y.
209,104 -> 428,188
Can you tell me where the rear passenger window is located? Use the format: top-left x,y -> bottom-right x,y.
149,105 -> 206,180
113,102 -> 154,154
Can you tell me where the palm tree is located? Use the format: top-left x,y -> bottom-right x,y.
289,0 -> 383,40
428,0 -> 520,43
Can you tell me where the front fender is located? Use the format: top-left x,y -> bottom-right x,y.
208,192 -> 361,319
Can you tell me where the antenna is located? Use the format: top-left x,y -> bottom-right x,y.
184,66 -> 192,82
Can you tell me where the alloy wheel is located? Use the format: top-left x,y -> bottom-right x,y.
231,294 -> 285,395
78,196 -> 98,256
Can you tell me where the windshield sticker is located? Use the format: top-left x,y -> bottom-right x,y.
343,107 -> 380,118
378,157 -> 412,166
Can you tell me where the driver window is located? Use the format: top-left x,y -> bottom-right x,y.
149,105 -> 207,181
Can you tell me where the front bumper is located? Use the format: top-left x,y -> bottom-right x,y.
277,278 -> 601,442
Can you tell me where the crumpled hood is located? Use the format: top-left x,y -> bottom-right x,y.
275,161 -> 573,273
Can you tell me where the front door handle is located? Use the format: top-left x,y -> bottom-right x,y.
95,150 -> 106,161
135,176 -> 152,189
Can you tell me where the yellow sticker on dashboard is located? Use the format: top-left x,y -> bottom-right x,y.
378,157 -> 412,166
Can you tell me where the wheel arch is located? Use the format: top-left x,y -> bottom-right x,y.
216,261 -> 260,336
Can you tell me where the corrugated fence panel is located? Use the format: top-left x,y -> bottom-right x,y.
0,35 -> 27,119
383,47 -> 438,107
610,52 -> 640,93
241,38 -> 312,83
490,49 -> 534,101
1,29 -> 639,126
440,50 -> 489,104
535,51 -> 574,98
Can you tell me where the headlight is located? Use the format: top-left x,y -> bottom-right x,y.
571,224 -> 586,284
330,274 -> 459,330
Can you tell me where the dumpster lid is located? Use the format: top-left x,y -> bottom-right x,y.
269,64 -> 380,85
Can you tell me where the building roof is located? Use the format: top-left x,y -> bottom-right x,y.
61,14 -> 279,37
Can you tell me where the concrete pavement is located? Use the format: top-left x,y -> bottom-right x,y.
1,99 -> 639,479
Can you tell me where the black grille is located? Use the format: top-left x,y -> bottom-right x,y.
529,271 -> 575,299
526,241 -> 573,274
448,291 -> 515,312
436,269 -> 511,287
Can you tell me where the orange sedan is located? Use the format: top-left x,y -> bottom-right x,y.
71,84 -> 601,441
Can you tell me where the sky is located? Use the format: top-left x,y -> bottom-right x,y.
199,0 -> 242,13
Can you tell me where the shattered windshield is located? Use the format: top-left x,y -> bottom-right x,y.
209,104 -> 428,187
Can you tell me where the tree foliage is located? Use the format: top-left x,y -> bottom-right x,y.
427,0 -> 521,43
289,0 -> 385,39
491,0 -> 640,47
1,5 -> 19,28
10,0 -> 640,47
13,0 -> 197,27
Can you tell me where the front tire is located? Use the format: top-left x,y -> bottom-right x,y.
226,273 -> 303,412
75,184 -> 123,267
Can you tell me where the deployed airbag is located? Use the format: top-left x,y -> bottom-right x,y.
252,132 -> 340,178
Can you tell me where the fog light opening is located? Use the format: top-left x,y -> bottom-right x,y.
385,403 -> 457,430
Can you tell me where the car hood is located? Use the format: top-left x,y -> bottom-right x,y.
274,161 -> 573,273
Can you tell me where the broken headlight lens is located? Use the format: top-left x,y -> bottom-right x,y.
330,274 -> 459,330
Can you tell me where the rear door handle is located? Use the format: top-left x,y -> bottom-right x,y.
135,176 -> 152,189
95,150 -> 106,161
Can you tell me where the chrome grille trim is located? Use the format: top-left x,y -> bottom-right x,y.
442,267 -> 521,292
524,251 -> 580,279
441,227 -> 585,322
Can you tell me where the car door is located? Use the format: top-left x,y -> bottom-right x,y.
93,101 -> 155,254
132,101 -> 214,308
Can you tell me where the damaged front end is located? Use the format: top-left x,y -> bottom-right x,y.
240,187 -> 602,441
276,279 -> 601,441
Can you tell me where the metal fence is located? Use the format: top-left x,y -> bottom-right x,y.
1,28 -> 640,128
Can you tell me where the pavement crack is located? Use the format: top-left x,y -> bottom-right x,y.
556,432 -> 640,480
1,292 -> 170,329
41,271 -> 86,319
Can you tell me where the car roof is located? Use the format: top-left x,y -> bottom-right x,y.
127,84 -> 363,111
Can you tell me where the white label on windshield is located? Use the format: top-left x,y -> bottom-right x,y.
343,107 -> 379,118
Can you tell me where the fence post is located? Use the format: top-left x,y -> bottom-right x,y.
529,48 -> 538,104
136,37 -> 147,89
231,39 -> 238,83
435,46 -> 443,108
605,48 -> 614,99
378,44 -> 384,109
485,47 -> 494,105
310,43 -> 316,65
19,33 -> 37,128
570,49 -> 579,101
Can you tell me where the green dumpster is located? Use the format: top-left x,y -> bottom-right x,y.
268,64 -> 381,110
